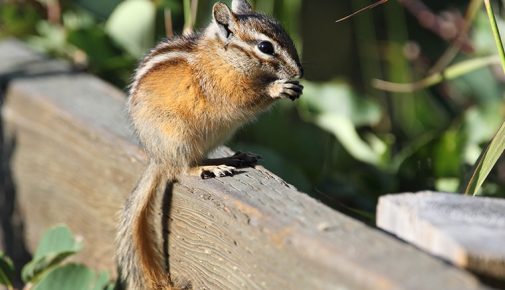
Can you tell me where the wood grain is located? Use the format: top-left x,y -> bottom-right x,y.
377,191 -> 505,280
0,39 -> 492,290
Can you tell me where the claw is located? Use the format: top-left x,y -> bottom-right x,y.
268,79 -> 304,100
199,165 -> 237,179
201,170 -> 216,179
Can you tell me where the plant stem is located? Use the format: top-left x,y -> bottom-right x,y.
465,121 -> 505,195
183,0 -> 192,35
428,0 -> 483,73
373,55 -> 500,93
463,0 -> 505,196
164,9 -> 174,38
484,0 -> 505,73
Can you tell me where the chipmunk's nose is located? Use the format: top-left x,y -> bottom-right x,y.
298,66 -> 304,78
285,61 -> 303,79
293,66 -> 303,79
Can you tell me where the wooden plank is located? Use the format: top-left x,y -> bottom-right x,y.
377,191 -> 505,280
0,39 -> 492,290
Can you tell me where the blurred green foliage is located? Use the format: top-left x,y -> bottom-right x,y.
0,225 -> 114,289
1,0 -> 504,218
0,251 -> 14,289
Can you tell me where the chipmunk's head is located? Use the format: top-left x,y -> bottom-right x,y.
209,0 -> 303,81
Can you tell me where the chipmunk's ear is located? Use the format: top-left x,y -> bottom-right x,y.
213,3 -> 236,38
232,0 -> 252,14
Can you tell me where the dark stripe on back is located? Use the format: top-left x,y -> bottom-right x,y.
141,33 -> 201,66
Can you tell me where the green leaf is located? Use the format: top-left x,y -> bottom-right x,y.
463,0 -> 505,195
436,178 -> 460,193
33,225 -> 83,262
484,0 -> 505,74
33,264 -> 113,290
299,81 -> 381,126
92,271 -> 111,290
297,81 -> 385,166
464,0 -> 505,195
67,25 -> 124,67
74,0 -> 122,19
315,114 -> 383,166
465,121 -> 505,195
62,10 -> 95,31
0,3 -> 40,37
105,0 -> 156,58
451,61 -> 502,105
27,21 -> 70,56
0,251 -> 14,288
22,225 -> 83,283
33,264 -> 95,290
462,106 -> 503,164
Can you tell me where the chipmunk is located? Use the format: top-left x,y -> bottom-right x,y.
116,0 -> 303,289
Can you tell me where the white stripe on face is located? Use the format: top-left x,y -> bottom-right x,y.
247,31 -> 300,76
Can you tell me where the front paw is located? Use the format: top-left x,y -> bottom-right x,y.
268,80 -> 304,101
228,151 -> 261,167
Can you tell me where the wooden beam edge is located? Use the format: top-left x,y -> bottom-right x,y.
0,39 -> 492,290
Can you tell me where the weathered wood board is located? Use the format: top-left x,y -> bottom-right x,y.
377,191 -> 505,280
0,39 -> 493,290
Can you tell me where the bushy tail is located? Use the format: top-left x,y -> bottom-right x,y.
116,161 -> 176,290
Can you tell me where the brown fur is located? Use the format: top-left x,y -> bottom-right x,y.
116,1 -> 303,289
132,169 -> 169,289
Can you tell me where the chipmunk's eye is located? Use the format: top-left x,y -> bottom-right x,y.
258,41 -> 274,55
